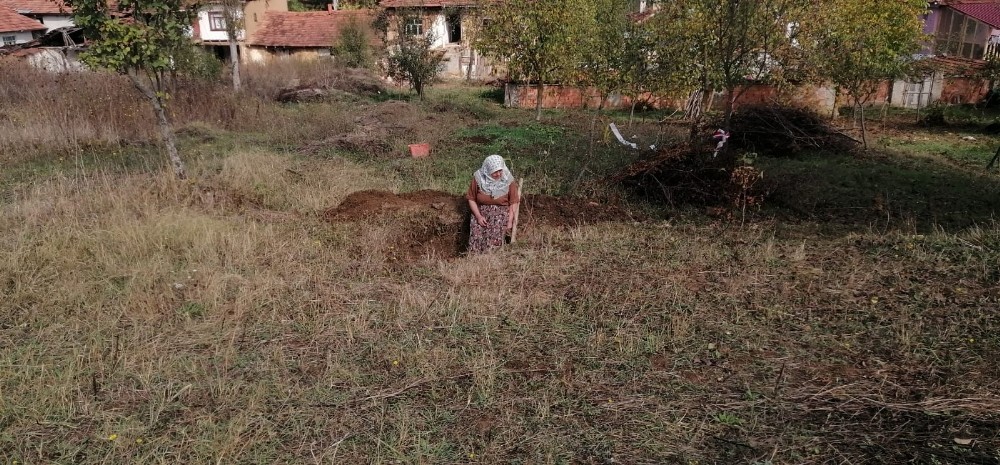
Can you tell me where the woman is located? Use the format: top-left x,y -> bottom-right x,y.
466,155 -> 520,254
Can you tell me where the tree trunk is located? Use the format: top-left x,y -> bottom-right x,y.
859,101 -> 868,151
229,41 -> 241,91
466,47 -> 474,81
628,98 -> 638,129
535,81 -> 544,121
588,95 -> 605,157
831,87 -> 839,120
573,96 -> 605,191
724,87 -> 736,134
688,88 -> 714,142
128,74 -> 186,179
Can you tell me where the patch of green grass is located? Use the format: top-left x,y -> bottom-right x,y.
0,143 -> 163,201
880,132 -> 1000,169
396,120 -> 645,196
457,122 -> 566,154
758,150 -> 1000,231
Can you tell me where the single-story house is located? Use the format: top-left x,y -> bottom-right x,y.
192,0 -> 288,62
0,5 -> 45,46
0,0 -> 72,32
0,25 -> 84,70
379,0 -> 494,79
246,7 -> 376,62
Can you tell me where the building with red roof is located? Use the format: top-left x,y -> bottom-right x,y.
245,8 -> 377,61
379,0 -> 493,79
0,0 -> 72,32
0,5 -> 45,46
192,0 -> 288,63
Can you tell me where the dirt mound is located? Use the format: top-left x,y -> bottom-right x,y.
325,190 -> 639,261
314,100 -> 442,157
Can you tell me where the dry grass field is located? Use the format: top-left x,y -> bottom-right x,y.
1,60 -> 999,464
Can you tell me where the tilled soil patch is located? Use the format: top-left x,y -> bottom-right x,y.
324,190 -> 640,260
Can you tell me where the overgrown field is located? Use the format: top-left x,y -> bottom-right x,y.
2,61 -> 1000,464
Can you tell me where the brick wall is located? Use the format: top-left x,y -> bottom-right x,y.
940,77 -> 989,105
503,79 -> 989,114
504,83 -> 683,111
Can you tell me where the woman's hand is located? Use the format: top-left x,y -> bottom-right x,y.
505,216 -> 514,231
476,215 -> 487,227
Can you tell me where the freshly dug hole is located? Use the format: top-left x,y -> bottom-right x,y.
325,190 -> 640,260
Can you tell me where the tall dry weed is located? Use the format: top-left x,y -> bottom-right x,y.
0,59 -> 372,165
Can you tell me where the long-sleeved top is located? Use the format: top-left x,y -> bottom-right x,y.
465,178 -> 520,206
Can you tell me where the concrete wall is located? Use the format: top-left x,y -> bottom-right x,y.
25,48 -> 85,71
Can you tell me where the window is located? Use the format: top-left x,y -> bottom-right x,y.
446,12 -> 461,43
934,9 -> 989,60
208,11 -> 226,31
404,17 -> 422,36
2,35 -> 15,46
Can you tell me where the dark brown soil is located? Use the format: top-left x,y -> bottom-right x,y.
324,190 -> 640,260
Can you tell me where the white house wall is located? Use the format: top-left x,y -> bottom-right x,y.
0,31 -> 35,46
197,8 -> 243,42
39,15 -> 74,31
430,13 -> 447,48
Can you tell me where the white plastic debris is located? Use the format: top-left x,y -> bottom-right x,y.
610,123 -> 638,149
712,129 -> 730,158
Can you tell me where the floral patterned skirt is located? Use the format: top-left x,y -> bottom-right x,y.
468,204 -> 509,254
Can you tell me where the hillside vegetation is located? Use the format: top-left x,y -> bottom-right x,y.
2,61 -> 999,464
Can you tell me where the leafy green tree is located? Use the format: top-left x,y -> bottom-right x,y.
66,0 -> 197,178
378,9 -> 445,99
333,17 -> 374,69
801,0 -> 926,149
649,0 -> 808,137
477,0 -> 594,121
578,0 -> 630,115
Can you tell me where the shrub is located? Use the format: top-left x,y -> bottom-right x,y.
332,18 -> 375,70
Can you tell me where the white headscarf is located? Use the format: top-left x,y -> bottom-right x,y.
474,154 -> 514,198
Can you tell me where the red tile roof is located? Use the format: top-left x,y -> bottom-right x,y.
249,10 -> 377,48
0,6 -> 45,33
0,0 -> 70,15
921,55 -> 987,76
950,2 -> 1000,28
380,0 -> 480,7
